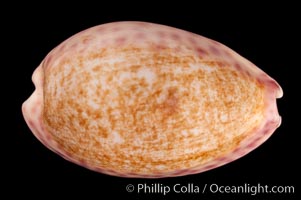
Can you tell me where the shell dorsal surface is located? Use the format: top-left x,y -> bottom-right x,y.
22,21 -> 282,178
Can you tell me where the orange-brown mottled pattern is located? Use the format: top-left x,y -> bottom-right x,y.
43,43 -> 264,175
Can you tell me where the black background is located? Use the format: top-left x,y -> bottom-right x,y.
9,4 -> 298,200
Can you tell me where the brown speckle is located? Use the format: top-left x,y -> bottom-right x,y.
58,43 -> 66,53
209,45 -> 221,55
157,31 -> 167,38
217,156 -> 227,162
188,37 -> 197,45
196,47 -> 208,57
97,26 -> 107,33
111,26 -> 122,32
234,63 -> 242,71
155,44 -> 167,50
31,106 -> 36,114
115,37 -> 126,45
45,55 -> 53,66
28,120 -> 34,128
203,164 -> 216,171
70,43 -> 78,50
81,36 -> 92,45
170,33 -> 181,41
158,87 -> 179,116
135,32 -> 146,40
135,22 -> 150,27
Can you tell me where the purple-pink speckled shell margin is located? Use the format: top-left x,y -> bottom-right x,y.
22,21 -> 282,178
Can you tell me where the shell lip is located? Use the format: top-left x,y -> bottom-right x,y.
275,82 -> 283,98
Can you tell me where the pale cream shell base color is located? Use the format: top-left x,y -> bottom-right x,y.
22,21 -> 282,178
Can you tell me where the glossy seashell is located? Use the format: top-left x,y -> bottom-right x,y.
22,21 -> 283,178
